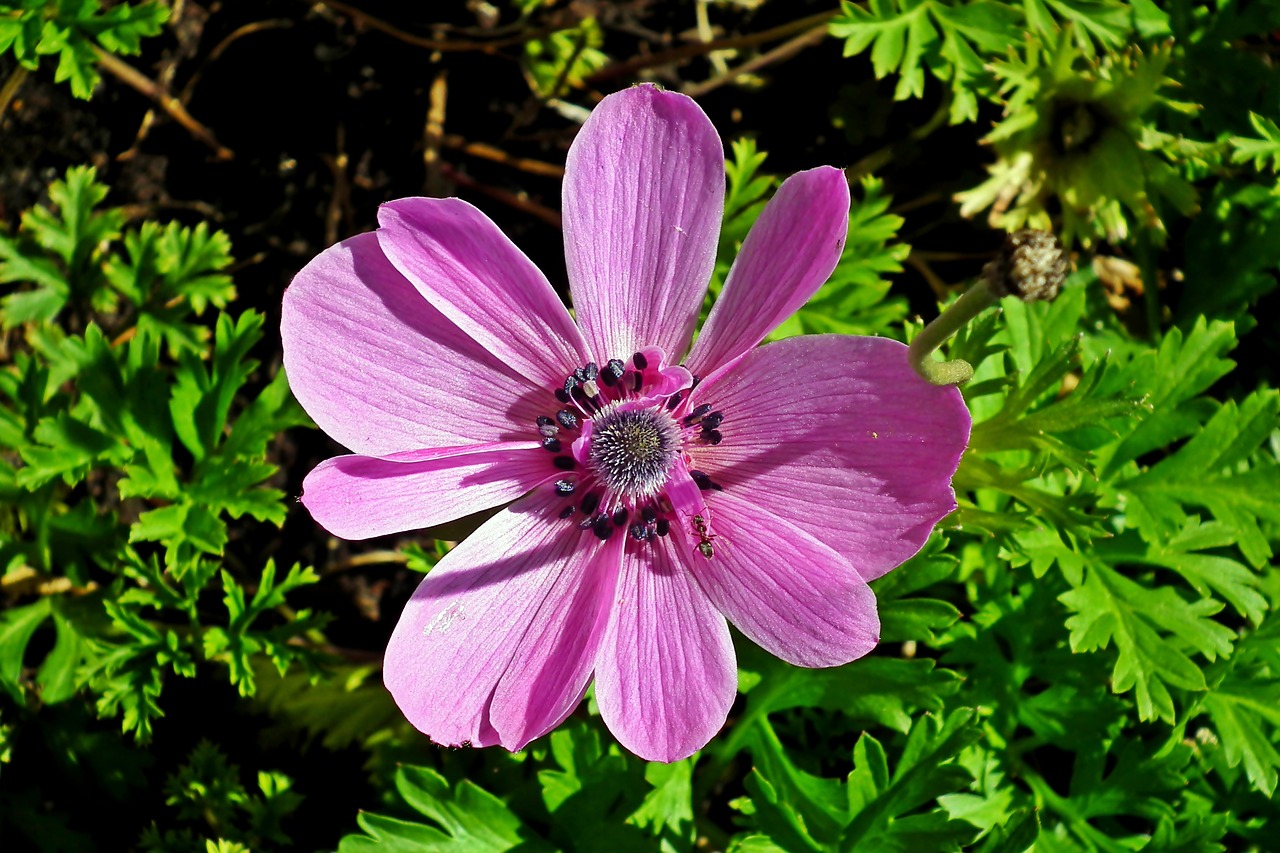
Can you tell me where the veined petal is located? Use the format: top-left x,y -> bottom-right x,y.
282,233 -> 546,456
301,443 -> 551,540
384,489 -> 616,750
490,532 -> 623,749
688,335 -> 970,581
563,84 -> 725,364
377,197 -> 589,388
594,534 -> 736,763
684,491 -> 879,667
685,167 -> 850,378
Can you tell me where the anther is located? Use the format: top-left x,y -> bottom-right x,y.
665,392 -> 683,412
604,359 -> 626,383
632,352 -> 648,370
592,514 -> 613,540
556,408 -> 580,430
558,506 -> 576,519
554,479 -> 576,496
583,362 -> 599,381
539,424 -> 559,438
629,523 -> 651,542
689,469 -> 718,490
613,507 -> 628,527
541,437 -> 562,453
701,411 -> 724,430
702,430 -> 723,445
555,388 -> 571,403
641,506 -> 657,524
580,492 -> 600,515
684,404 -> 713,425
553,456 -> 576,470
632,372 -> 643,393
536,415 -> 555,428
655,518 -> 670,537
564,376 -> 578,397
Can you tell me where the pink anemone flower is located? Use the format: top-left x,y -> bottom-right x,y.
281,85 -> 970,763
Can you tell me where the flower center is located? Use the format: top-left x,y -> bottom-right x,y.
529,350 -> 730,550
588,402 -> 680,500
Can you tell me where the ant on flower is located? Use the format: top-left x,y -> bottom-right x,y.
689,514 -> 718,559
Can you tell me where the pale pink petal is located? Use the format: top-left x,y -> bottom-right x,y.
682,491 -> 879,667
688,335 -> 969,582
384,489 -> 617,750
376,197 -> 589,388
594,535 -> 737,763
282,233 -> 548,456
301,443 -> 552,540
562,85 -> 725,364
490,533 -> 623,748
685,167 -> 851,378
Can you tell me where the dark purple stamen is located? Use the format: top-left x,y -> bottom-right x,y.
632,372 -> 643,393
555,388 -> 571,403
690,469 -> 715,490
558,506 -> 575,519
632,352 -> 648,370
554,479 -> 576,496
701,412 -> 724,430
703,430 -> 723,445
556,409 -> 579,430
604,359 -> 626,382
613,507 -> 628,527
592,514 -> 613,540
536,415 -> 554,428
641,506 -> 657,523
665,392 -> 683,411
553,456 -> 575,470
580,492 -> 600,515
564,375 -> 578,396
541,436 -> 562,452
629,523 -> 651,542
583,362 -> 599,381
655,518 -> 670,537
684,404 -> 713,425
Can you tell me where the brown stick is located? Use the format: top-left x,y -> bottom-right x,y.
585,9 -> 838,84
441,135 -> 564,178
440,163 -> 562,229
94,46 -> 233,160
0,64 -> 28,125
682,23 -> 828,98
315,0 -> 558,52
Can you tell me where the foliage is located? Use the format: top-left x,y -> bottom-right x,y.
0,0 -> 168,98
4,0 -> 1280,850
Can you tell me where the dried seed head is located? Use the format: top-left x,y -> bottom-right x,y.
982,230 -> 1069,302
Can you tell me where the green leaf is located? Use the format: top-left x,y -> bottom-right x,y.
337,766 -> 554,853
0,597 -> 52,702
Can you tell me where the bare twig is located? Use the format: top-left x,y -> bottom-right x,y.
585,9 -> 837,84
440,163 -> 561,229
441,134 -> 564,178
0,64 -> 28,125
179,18 -> 295,105
424,70 -> 448,195
314,0 -> 558,52
93,46 -> 233,159
683,22 -> 828,98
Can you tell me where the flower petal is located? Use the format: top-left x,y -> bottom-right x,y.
301,443 -> 552,540
490,532 -> 623,749
594,535 -> 736,763
282,232 -> 547,456
562,84 -> 725,364
376,197 -> 589,388
685,167 -> 850,378
689,335 -> 970,581
684,491 -> 879,667
384,489 -> 616,750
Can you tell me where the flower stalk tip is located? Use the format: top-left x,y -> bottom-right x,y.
908,229 -> 1068,386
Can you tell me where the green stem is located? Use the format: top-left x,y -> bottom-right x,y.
907,281 -> 1000,385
